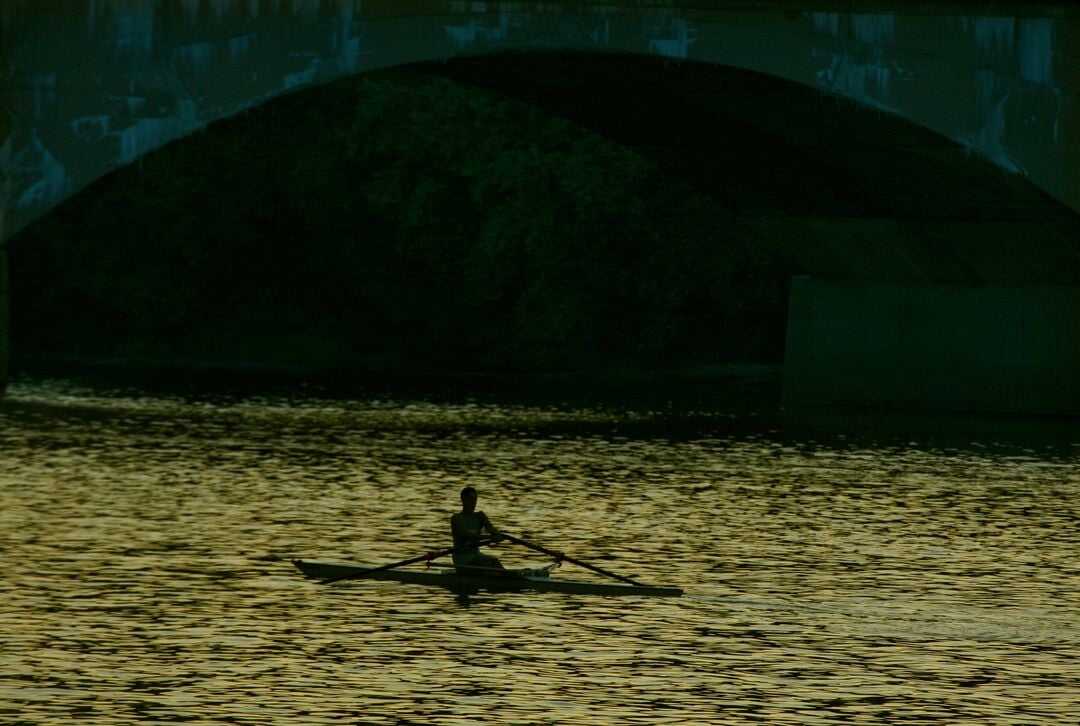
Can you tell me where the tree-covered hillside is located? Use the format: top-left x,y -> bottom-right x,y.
9,70 -> 793,376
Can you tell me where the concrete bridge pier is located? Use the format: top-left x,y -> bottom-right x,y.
783,277 -> 1080,416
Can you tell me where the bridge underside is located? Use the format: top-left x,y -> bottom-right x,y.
420,52 -> 1080,287
421,53 -> 1080,415
6,51 -> 1080,414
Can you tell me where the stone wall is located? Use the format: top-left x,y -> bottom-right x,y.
783,277 -> 1080,415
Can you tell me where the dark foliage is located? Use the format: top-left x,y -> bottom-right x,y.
9,71 -> 792,374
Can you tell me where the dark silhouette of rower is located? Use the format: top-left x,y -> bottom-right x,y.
450,486 -> 504,569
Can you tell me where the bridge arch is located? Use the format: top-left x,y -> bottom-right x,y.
2,1 -> 1079,413
4,1 -> 1078,242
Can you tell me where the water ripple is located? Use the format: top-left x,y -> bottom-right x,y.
2,378 -> 1078,723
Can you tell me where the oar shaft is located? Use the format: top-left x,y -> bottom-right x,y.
321,537 -> 494,585
501,533 -> 644,587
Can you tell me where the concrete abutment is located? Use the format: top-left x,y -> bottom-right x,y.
783,277 -> 1080,416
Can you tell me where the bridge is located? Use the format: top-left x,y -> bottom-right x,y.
2,0 -> 1079,413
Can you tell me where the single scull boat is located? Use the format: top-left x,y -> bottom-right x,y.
293,560 -> 683,597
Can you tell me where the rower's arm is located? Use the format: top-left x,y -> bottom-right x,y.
480,511 -> 502,539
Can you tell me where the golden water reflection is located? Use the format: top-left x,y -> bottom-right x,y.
2,378 -> 1078,723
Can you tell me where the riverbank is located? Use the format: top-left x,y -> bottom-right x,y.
12,352 -> 783,411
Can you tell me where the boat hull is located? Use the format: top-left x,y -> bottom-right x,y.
293,560 -> 683,597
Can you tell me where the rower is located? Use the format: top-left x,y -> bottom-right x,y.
450,486 -> 504,569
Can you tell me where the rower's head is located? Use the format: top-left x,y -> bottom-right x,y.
460,486 -> 478,511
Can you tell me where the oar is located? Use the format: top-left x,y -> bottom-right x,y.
320,537 -> 495,585
500,532 -> 645,587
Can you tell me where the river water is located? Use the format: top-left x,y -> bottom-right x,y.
1,374 -> 1078,724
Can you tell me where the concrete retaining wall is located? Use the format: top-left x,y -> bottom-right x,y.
783,277 -> 1080,415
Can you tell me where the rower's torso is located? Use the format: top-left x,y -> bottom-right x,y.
452,511 -> 485,548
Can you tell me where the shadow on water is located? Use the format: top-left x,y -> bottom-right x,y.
781,405 -> 1080,461
8,363 -> 1078,458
